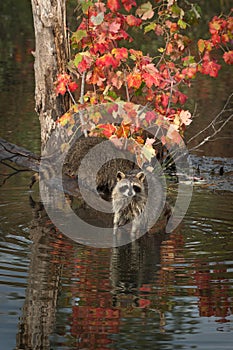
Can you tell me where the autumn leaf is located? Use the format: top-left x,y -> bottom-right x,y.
142,73 -> 156,88
144,22 -> 156,33
136,2 -> 154,20
200,56 -> 221,77
223,51 -> 233,65
167,124 -> 182,144
141,143 -> 156,161
71,30 -> 87,44
68,81 -> 78,92
55,73 -> 74,96
127,72 -> 142,89
56,82 -> 67,95
178,19 -> 187,29
108,70 -> 124,89
111,47 -> 128,61
198,39 -> 205,53
116,122 -> 131,138
107,0 -> 120,12
57,112 -> 72,126
86,67 -> 106,87
74,52 -> 93,73
161,94 -> 169,108
122,0 -> 136,12
135,136 -> 145,145
96,53 -> 118,68
179,110 -> 192,126
129,49 -> 143,60
126,15 -> 142,27
98,123 -> 117,138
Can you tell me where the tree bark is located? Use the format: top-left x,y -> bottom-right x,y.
31,0 -> 69,149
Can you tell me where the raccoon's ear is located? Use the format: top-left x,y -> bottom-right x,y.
136,171 -> 145,182
117,171 -> 125,181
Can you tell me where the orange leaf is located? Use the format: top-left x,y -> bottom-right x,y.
98,123 -> 117,138
111,47 -> 128,61
127,72 -> 142,89
198,39 -> 205,53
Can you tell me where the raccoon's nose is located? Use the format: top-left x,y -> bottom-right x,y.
128,188 -> 135,197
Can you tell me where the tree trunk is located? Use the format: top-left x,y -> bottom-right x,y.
31,0 -> 69,149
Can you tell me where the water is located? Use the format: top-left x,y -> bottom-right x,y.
1,1 -> 233,349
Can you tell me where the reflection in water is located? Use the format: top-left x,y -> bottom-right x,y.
0,170 -> 233,349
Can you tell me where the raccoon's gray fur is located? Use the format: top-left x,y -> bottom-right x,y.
112,170 -> 147,235
63,137 -> 138,196
31,136 -> 138,194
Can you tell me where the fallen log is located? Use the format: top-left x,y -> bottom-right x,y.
0,138 -> 40,172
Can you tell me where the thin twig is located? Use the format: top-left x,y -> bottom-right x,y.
189,113 -> 233,151
187,92 -> 233,144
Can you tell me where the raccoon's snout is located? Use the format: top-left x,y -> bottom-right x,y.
119,185 -> 135,197
127,188 -> 135,197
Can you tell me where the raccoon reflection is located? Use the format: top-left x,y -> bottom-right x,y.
112,171 -> 147,235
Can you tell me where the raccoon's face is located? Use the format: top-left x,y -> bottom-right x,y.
114,171 -> 145,198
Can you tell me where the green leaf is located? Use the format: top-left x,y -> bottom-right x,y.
144,22 -> 156,33
178,19 -> 187,29
158,47 -> 165,53
183,56 -> 195,67
74,53 -> 83,67
79,0 -> 93,13
171,4 -> 184,18
72,30 -> 87,44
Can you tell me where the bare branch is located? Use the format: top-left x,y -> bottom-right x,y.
187,92 -> 233,145
189,113 -> 233,152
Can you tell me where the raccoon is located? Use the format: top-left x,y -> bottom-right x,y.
63,136 -> 138,197
112,170 -> 147,235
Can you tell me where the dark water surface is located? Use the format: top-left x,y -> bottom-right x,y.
1,1 -> 233,349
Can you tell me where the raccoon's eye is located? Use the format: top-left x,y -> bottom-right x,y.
119,185 -> 129,193
133,185 -> 141,193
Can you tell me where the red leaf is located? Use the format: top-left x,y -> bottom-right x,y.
56,82 -> 67,95
96,53 -> 119,68
68,81 -> 78,92
98,123 -> 116,138
111,47 -> 128,61
201,56 -> 221,77
107,0 -> 120,12
122,0 -> 136,12
161,94 -> 169,108
142,72 -> 160,88
126,15 -> 142,27
223,51 -> 233,65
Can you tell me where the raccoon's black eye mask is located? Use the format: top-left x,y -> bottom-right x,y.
119,185 -> 129,193
133,185 -> 141,193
